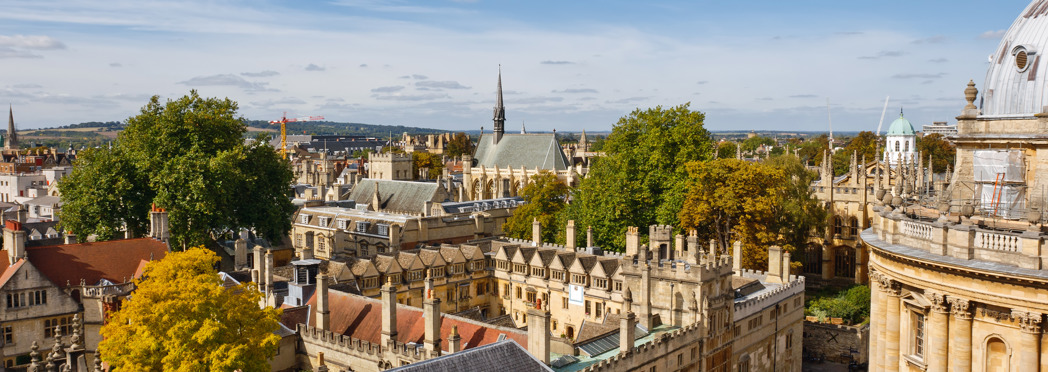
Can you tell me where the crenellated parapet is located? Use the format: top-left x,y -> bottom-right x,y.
732,271 -> 805,320
579,321 -> 707,372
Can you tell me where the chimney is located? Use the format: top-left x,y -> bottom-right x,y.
565,220 -> 576,249
234,238 -> 248,270
620,309 -> 636,355
782,251 -> 792,282
372,183 -> 381,211
63,231 -> 76,245
708,239 -> 717,257
252,245 -> 264,290
4,220 -> 25,265
674,234 -> 685,260
625,226 -> 639,257
733,241 -> 742,272
423,270 -> 442,356
586,226 -> 593,248
767,245 -> 784,284
381,277 -> 398,346
686,230 -> 699,264
316,272 -> 330,331
526,304 -> 551,365
149,205 -> 169,243
316,352 -> 329,372
639,256 -> 653,329
532,218 -> 542,246
264,251 -> 275,307
447,326 -> 462,353
16,204 -> 26,223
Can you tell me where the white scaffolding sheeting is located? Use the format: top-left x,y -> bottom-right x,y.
973,150 -> 1025,182
977,184 -> 1027,219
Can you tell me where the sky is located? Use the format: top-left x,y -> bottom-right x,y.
0,0 -> 1033,132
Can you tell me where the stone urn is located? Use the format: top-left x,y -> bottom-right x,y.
891,196 -> 903,207
1027,207 -> 1041,232
882,193 -> 894,206
961,202 -> 976,218
876,189 -> 887,202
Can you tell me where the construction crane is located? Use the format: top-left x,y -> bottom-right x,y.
270,112 -> 324,158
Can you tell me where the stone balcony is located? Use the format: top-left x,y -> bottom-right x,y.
865,205 -> 1048,278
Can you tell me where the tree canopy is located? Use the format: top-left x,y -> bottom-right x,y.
99,247 -> 281,371
444,132 -> 474,158
560,104 -> 713,249
59,91 -> 295,249
678,156 -> 824,270
411,151 -> 445,180
917,133 -> 956,171
504,171 -> 569,243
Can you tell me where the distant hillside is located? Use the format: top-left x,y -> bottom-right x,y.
244,120 -> 448,138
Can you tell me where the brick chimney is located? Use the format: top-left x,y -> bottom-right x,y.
316,272 -> 329,331
4,220 -> 25,265
381,277 -> 398,346
149,204 -> 169,243
423,270 -> 442,356
526,302 -> 551,365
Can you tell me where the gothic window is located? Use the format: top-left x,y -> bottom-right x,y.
803,244 -> 822,276
849,217 -> 859,237
895,141 -> 900,152
905,141 -> 910,152
834,246 -> 855,279
833,216 -> 844,236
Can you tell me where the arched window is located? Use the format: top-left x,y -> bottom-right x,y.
803,244 -> 822,275
849,217 -> 859,237
834,246 -> 855,278
895,141 -> 900,151
834,216 -> 844,236
904,141 -> 909,152
985,336 -> 1009,372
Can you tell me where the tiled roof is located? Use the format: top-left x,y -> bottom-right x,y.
533,249 -> 557,266
303,290 -> 528,351
386,339 -> 551,372
280,305 -> 311,331
26,238 -> 168,287
473,133 -> 570,171
0,259 -> 25,287
348,179 -> 446,213
597,259 -> 619,277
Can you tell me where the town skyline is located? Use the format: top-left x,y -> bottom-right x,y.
0,0 -> 1028,132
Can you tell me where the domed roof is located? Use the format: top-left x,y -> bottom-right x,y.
886,114 -> 916,136
981,0 -> 1048,118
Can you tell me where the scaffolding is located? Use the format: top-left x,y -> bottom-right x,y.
972,150 -> 1026,219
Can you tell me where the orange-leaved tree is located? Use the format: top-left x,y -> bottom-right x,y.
100,247 -> 281,371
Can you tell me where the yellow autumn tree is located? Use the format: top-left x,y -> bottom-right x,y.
99,247 -> 281,371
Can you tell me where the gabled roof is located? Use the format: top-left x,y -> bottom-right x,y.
550,252 -> 575,270
530,249 -> 557,268
386,339 -> 551,372
302,290 -> 528,352
373,255 -> 403,274
473,133 -> 570,171
437,246 -> 467,264
416,249 -> 448,268
26,238 -> 168,287
596,259 -> 619,278
348,179 -> 447,213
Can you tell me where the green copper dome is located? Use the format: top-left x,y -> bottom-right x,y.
885,114 -> 916,136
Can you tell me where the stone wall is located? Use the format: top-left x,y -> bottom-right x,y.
802,321 -> 868,364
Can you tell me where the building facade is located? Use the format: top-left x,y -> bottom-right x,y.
865,1 -> 1048,370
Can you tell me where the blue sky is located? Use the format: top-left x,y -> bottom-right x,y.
0,0 -> 1031,132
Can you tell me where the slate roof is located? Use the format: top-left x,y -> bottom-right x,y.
348,179 -> 447,213
301,290 -> 528,351
473,133 -> 570,170
386,339 -> 551,372
25,238 -> 168,287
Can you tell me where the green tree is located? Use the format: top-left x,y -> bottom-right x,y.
100,247 -> 282,371
412,151 -> 445,180
677,156 -> 824,270
740,135 -> 775,153
798,134 -> 829,166
59,91 -> 295,249
716,141 -> 738,159
504,171 -> 569,242
917,133 -> 956,171
445,132 -> 474,158
560,104 -> 713,249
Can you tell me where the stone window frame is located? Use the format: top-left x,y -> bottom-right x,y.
901,294 -> 931,369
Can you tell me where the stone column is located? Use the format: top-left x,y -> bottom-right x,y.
869,272 -> 885,372
884,279 -> 902,372
926,291 -> 950,372
947,298 -> 972,372
1013,310 -> 1043,372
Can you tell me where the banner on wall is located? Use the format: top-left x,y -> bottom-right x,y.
568,284 -> 584,306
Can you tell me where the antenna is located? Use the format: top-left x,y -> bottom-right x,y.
876,96 -> 890,136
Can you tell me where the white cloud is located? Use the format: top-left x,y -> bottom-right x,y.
980,30 -> 1006,39
0,35 -> 66,49
179,74 -> 275,92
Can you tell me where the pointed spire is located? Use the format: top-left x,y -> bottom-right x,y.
492,66 -> 506,144
6,104 -> 16,150
521,120 -> 526,134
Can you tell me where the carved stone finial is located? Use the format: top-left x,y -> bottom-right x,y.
964,80 -> 978,110
70,314 -> 83,349
94,349 -> 103,372
30,340 -> 41,362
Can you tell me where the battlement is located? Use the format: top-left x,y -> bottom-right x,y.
648,225 -> 673,240
579,322 -> 707,372
370,152 -> 412,161
732,273 -> 805,320
297,323 -> 430,364
621,255 -> 733,281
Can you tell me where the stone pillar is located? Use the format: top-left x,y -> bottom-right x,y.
926,291 -> 949,372
565,220 -> 576,249
767,245 -> 783,284
381,277 -> 398,346
316,273 -> 330,331
884,279 -> 901,372
732,241 -> 742,272
869,272 -> 885,372
527,307 -> 551,365
586,226 -> 594,248
1013,310 -> 1042,372
947,297 -> 972,372
639,260 -> 653,329
448,326 -> 462,354
234,238 -> 248,270
424,272 -> 442,357
620,311 -> 636,355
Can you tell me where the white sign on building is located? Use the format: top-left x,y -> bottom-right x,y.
568,284 -> 584,306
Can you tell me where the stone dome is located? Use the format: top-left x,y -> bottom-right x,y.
885,114 -> 915,136
981,0 -> 1048,118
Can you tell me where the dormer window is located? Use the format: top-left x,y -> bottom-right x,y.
299,214 -> 310,224
377,224 -> 389,236
356,221 -> 370,233
337,219 -> 348,230
318,217 -> 330,227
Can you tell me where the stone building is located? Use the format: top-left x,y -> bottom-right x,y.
864,1 -> 1048,370
271,222 -> 803,372
291,179 -> 519,258
369,152 -> 413,181
462,72 -> 582,201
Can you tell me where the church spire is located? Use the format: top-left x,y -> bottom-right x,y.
6,105 -> 16,151
492,66 -> 506,145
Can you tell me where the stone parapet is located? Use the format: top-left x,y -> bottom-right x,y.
732,273 -> 805,320
579,321 -> 706,372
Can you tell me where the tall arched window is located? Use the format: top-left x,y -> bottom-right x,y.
985,336 -> 1009,372
905,141 -> 909,152
895,141 -> 900,151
